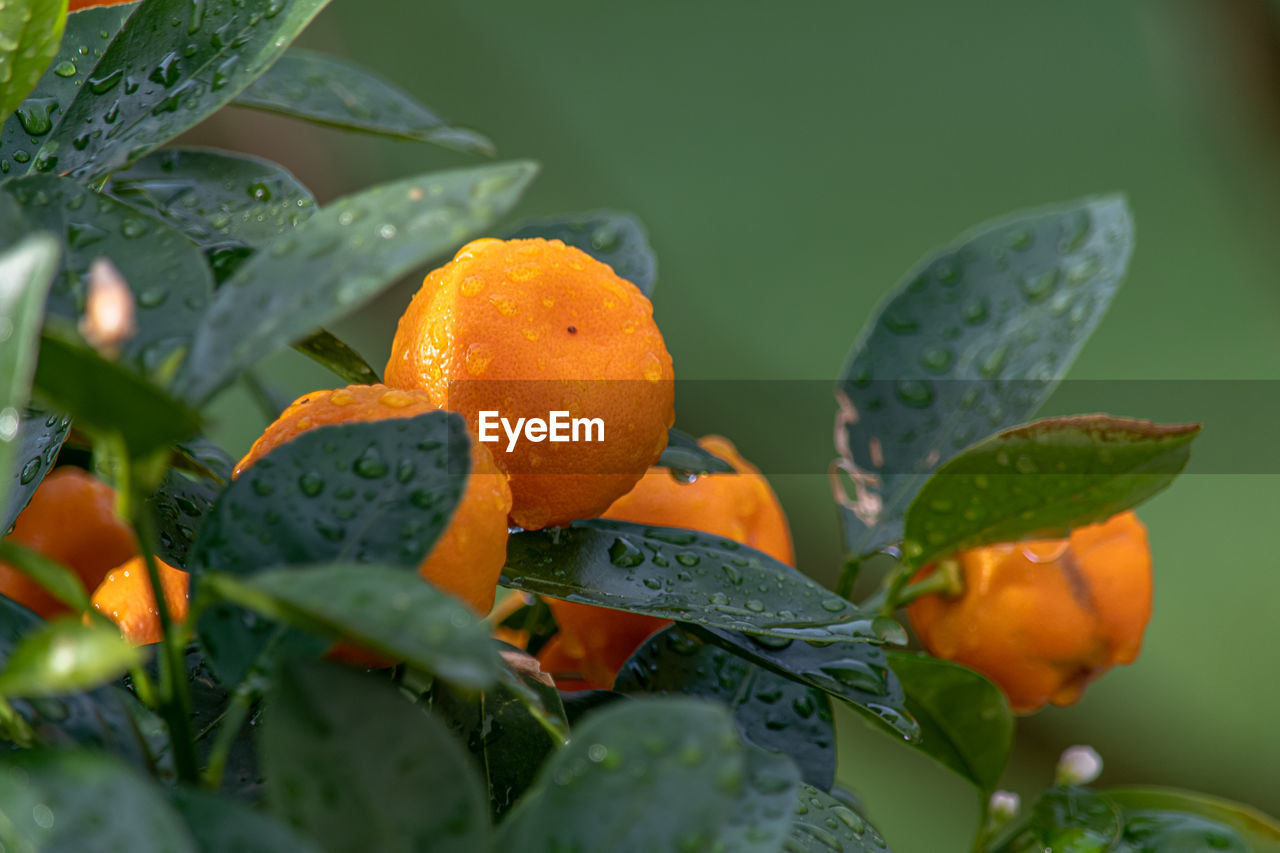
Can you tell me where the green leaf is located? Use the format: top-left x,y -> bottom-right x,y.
33,327 -> 201,457
105,147 -> 316,255
0,175 -> 216,376
507,210 -> 657,296
0,617 -> 144,698
787,783 -> 894,852
992,786 -> 1122,853
1105,788 -> 1279,853
0,409 -> 71,532
658,427 -> 735,474
834,196 -> 1134,559
691,625 -> 919,742
189,411 -> 470,575
31,0 -> 332,180
615,624 -> 836,789
0,232 -> 58,523
0,0 -> 66,126
234,48 -> 494,156
503,519 -> 894,643
204,565 -> 504,689
431,662 -> 564,817
178,160 -> 538,403
496,697 -> 798,853
293,328 -> 380,385
189,413 -> 471,684
263,660 -> 491,853
147,467 -> 222,569
0,3 -> 134,173
902,415 -> 1200,567
0,749 -> 197,851
885,652 -> 1012,791
169,787 -> 323,853
0,540 -> 89,612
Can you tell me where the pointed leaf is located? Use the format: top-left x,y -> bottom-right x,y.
507,210 -> 656,296
0,3 -> 135,174
293,328 -> 380,385
658,426 -> 735,474
1105,788 -> 1279,853
0,232 -> 58,523
0,175 -> 215,376
0,617 -> 144,698
503,519 -> 893,643
169,787 -> 323,853
886,652 -> 1012,791
234,48 -> 493,155
787,783 -> 894,852
0,540 -> 89,612
262,660 -> 491,853
32,0 -> 332,180
615,624 -> 836,789
0,750 -> 197,851
691,625 -> 919,742
205,565 -> 504,689
902,415 -> 1200,566
496,697 -> 798,853
835,196 -> 1134,558
0,409 -> 70,532
178,160 -> 537,402
0,0 -> 66,126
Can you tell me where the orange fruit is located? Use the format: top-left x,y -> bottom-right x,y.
90,557 -> 190,646
906,511 -> 1153,714
538,435 -> 795,689
0,468 -> 137,617
385,238 -> 675,530
235,384 -> 512,615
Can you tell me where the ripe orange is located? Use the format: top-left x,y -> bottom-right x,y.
90,557 -> 190,646
538,435 -> 795,689
906,511 -> 1153,714
0,468 -> 136,617
235,384 -> 512,615
385,238 -> 675,530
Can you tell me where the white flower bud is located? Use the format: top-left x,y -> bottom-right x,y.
79,258 -> 136,358
989,790 -> 1020,820
1056,744 -> 1103,786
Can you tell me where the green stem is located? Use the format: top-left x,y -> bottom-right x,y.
835,556 -> 862,599
131,492 -> 199,783
894,560 -> 963,608
201,683 -> 256,789
971,791 -> 992,853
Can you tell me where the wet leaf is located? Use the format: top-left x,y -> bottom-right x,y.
787,783 -> 894,852
0,749 -> 197,851
32,0 -> 332,180
169,787 -> 323,853
0,175 -> 215,376
503,519 -> 892,644
615,624 -> 836,789
235,48 -> 493,155
205,564 -> 503,689
0,617 -> 144,698
105,147 -> 316,259
0,3 -> 134,174
147,467 -> 222,569
0,0 -> 66,127
178,160 -> 537,403
1105,788 -> 1279,853
189,412 -> 471,684
658,426 -> 735,474
0,233 -> 58,524
0,409 -> 71,532
886,652 -> 1012,791
690,625 -> 918,742
496,697 -> 798,853
293,328 -> 380,385
992,786 -> 1122,853
834,196 -> 1134,559
507,209 -> 656,296
902,415 -> 1200,567
263,660 -> 491,853
33,327 -> 201,457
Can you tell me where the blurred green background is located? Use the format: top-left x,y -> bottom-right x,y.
187,1 -> 1280,849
